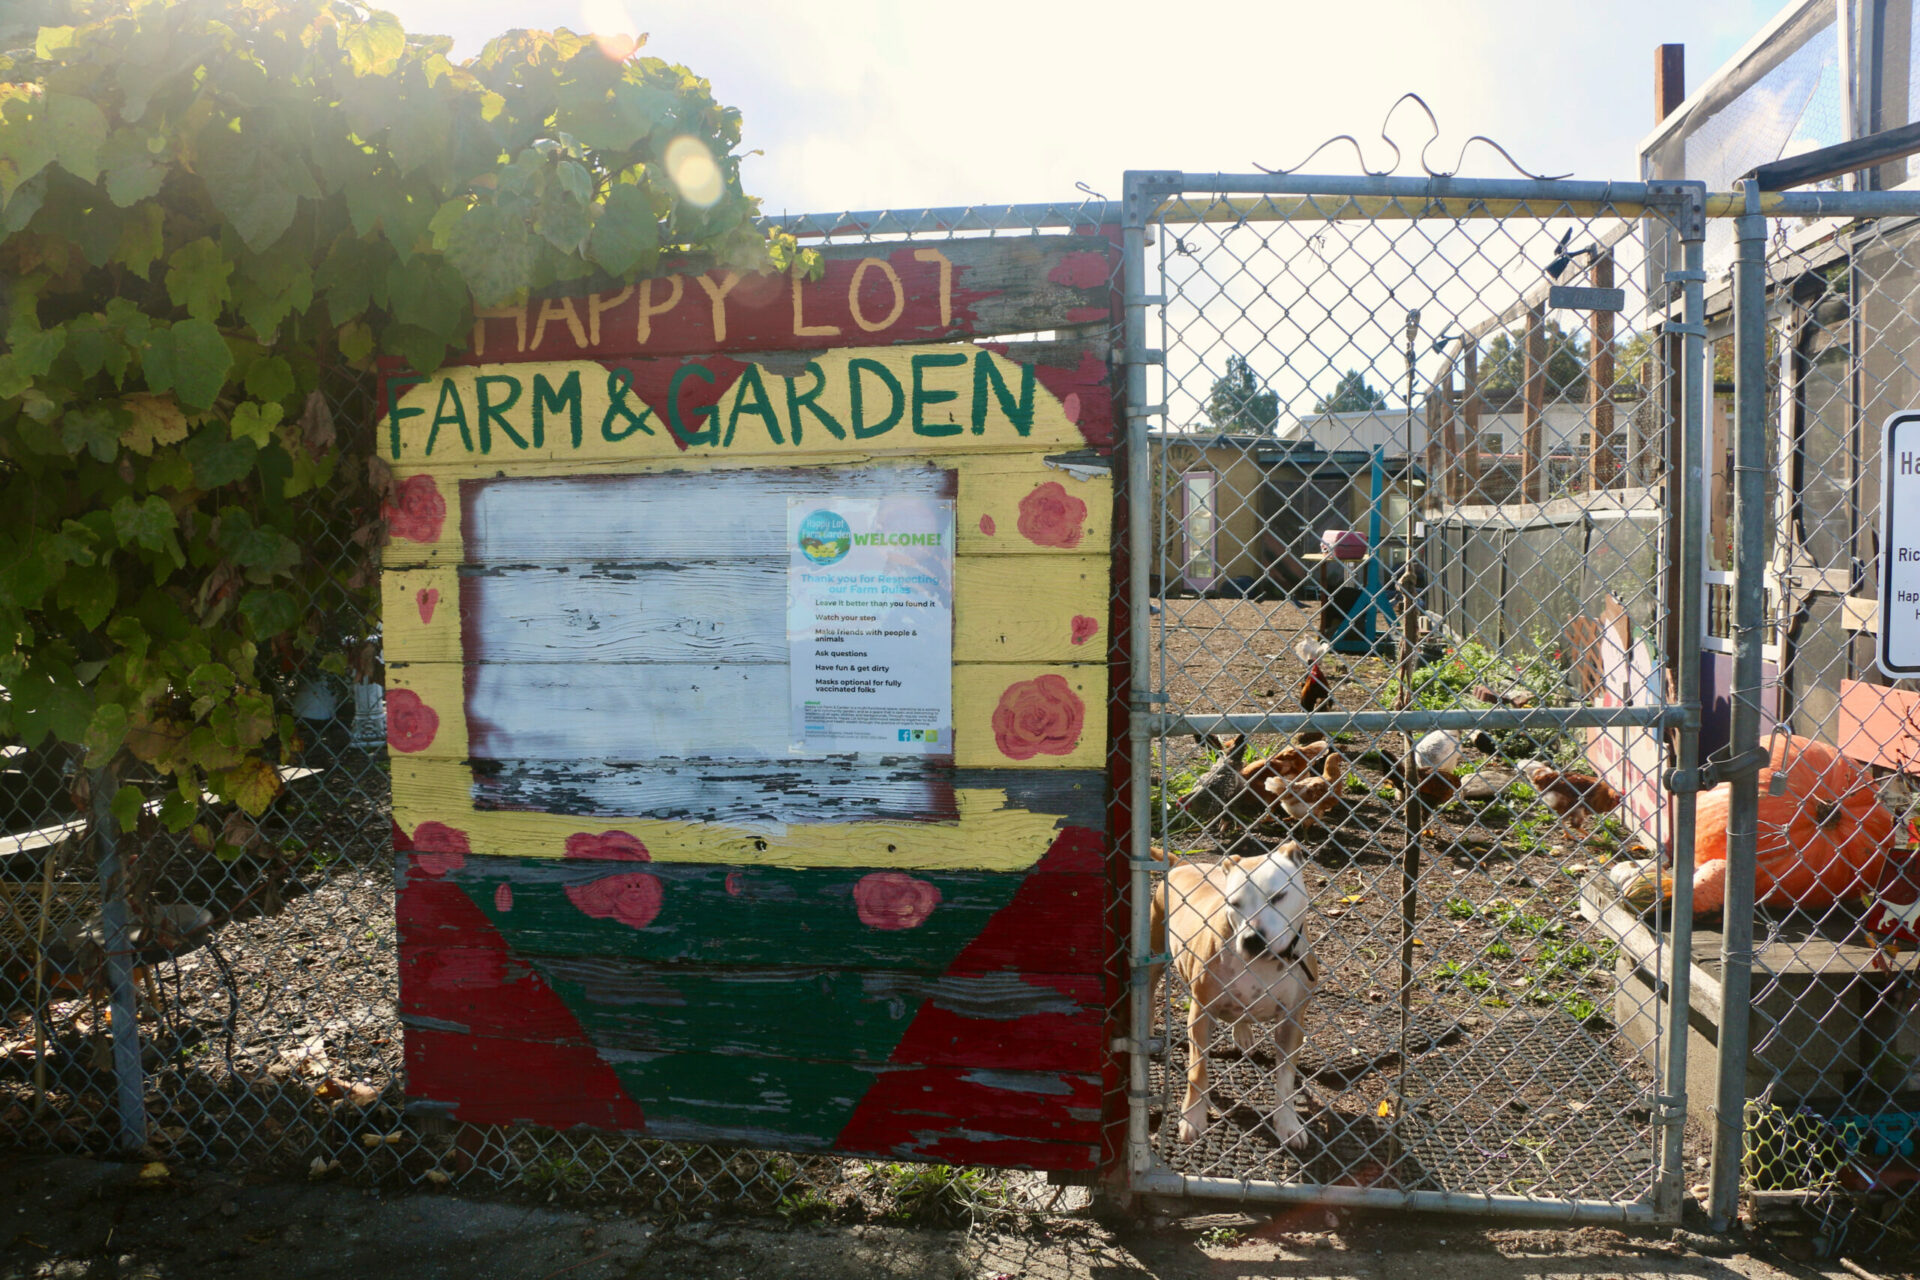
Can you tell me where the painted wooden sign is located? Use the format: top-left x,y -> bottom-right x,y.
384,235 -> 1120,1168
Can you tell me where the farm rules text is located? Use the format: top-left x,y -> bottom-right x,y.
788,496 -> 955,755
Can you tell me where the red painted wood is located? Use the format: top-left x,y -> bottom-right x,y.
833,1063 -> 1102,1165
453,240 -> 1119,364
397,873 -> 645,1129
882,973 -> 1103,1070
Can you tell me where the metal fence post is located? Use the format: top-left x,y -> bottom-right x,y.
1707,181 -> 1768,1231
92,766 -> 148,1153
1656,202 -> 1708,1221
1121,171 -> 1164,1182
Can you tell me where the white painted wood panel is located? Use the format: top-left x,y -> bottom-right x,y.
463,564 -> 787,663
464,662 -> 790,761
461,465 -> 955,564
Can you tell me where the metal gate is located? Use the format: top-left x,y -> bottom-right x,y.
1120,171 -> 1711,1220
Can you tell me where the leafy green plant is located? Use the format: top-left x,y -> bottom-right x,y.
0,0 -> 804,826
1444,897 -> 1476,920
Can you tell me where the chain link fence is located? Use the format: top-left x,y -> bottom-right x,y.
0,200 -> 1125,1225
1122,176 -> 1705,1221
1716,208 -> 1920,1260
7,177 -> 1920,1255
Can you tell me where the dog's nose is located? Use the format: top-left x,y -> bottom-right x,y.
1238,932 -> 1267,957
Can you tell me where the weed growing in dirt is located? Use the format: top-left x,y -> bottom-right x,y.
1198,1225 -> 1246,1248
875,1163 -> 995,1226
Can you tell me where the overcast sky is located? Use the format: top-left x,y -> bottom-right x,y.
378,0 -> 1787,215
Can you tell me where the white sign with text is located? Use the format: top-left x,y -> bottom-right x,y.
788,495 -> 955,755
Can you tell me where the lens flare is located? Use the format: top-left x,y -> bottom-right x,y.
579,0 -> 641,59
664,134 -> 723,209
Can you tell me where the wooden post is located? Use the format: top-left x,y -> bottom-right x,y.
1587,252 -> 1616,490
1463,344 -> 1483,500
1523,303 -> 1547,502
1440,372 -> 1459,502
1656,45 -> 1685,124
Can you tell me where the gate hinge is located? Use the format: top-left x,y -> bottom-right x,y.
1130,690 -> 1168,712
1126,348 -> 1166,365
1654,1093 -> 1687,1123
1125,292 -> 1169,307
1667,745 -> 1770,793
1111,1036 -> 1167,1055
1663,269 -> 1707,284
1664,322 -> 1708,338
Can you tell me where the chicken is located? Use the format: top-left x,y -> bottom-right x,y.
1263,751 -> 1346,827
1392,729 -> 1461,836
1862,837 -> 1920,966
1294,636 -> 1334,713
1179,737 -> 1327,826
1516,759 -> 1622,833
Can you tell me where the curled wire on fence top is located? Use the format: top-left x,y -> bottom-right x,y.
1255,93 -> 1574,182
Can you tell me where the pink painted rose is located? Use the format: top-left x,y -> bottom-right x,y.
1070,615 -> 1099,646
493,883 -> 514,912
979,513 -> 996,536
411,821 -> 469,877
991,673 -> 1085,760
385,688 -> 439,753
416,586 -> 439,624
564,830 -> 651,861
1016,481 -> 1087,549
383,474 -> 446,544
566,873 -> 663,930
853,872 -> 941,930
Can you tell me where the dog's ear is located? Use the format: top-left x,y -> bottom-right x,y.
1272,839 -> 1303,863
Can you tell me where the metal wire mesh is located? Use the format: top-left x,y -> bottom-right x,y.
1721,212 -> 1920,1260
0,199 -> 1123,1222
1132,184 -> 1699,1218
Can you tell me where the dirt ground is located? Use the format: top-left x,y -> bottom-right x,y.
1,1149 -> 1895,1280
1147,597 -> 1707,1198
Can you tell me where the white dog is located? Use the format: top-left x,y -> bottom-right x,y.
1151,844 -> 1319,1148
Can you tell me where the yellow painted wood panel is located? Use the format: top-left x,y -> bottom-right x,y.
388,758 -> 1080,870
952,662 -> 1106,770
382,345 -> 1096,470
384,660 -> 1105,770
381,454 -> 1109,569
382,555 -> 1106,666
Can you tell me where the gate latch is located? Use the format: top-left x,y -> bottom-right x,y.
1667,745 -> 1770,793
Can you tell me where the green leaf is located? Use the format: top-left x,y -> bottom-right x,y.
314,235 -> 390,325
336,320 -> 374,363
108,783 -> 143,831
166,238 -> 234,323
229,399 -> 283,447
221,522 -> 299,575
238,587 -> 299,637
60,403 -> 122,462
233,255 -> 314,340
158,791 -> 199,833
90,703 -> 132,765
99,127 -> 167,207
185,429 -> 257,489
444,202 -> 536,307
343,11 -> 406,76
165,318 -> 234,411
388,254 -> 466,340
196,124 -> 319,253
111,494 -> 177,550
114,204 -> 166,279
48,93 -> 109,184
57,564 -> 118,630
35,26 -> 77,59
244,354 -> 296,404
590,182 -> 661,276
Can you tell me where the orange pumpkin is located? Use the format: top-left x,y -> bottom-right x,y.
1685,734 -> 1895,914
